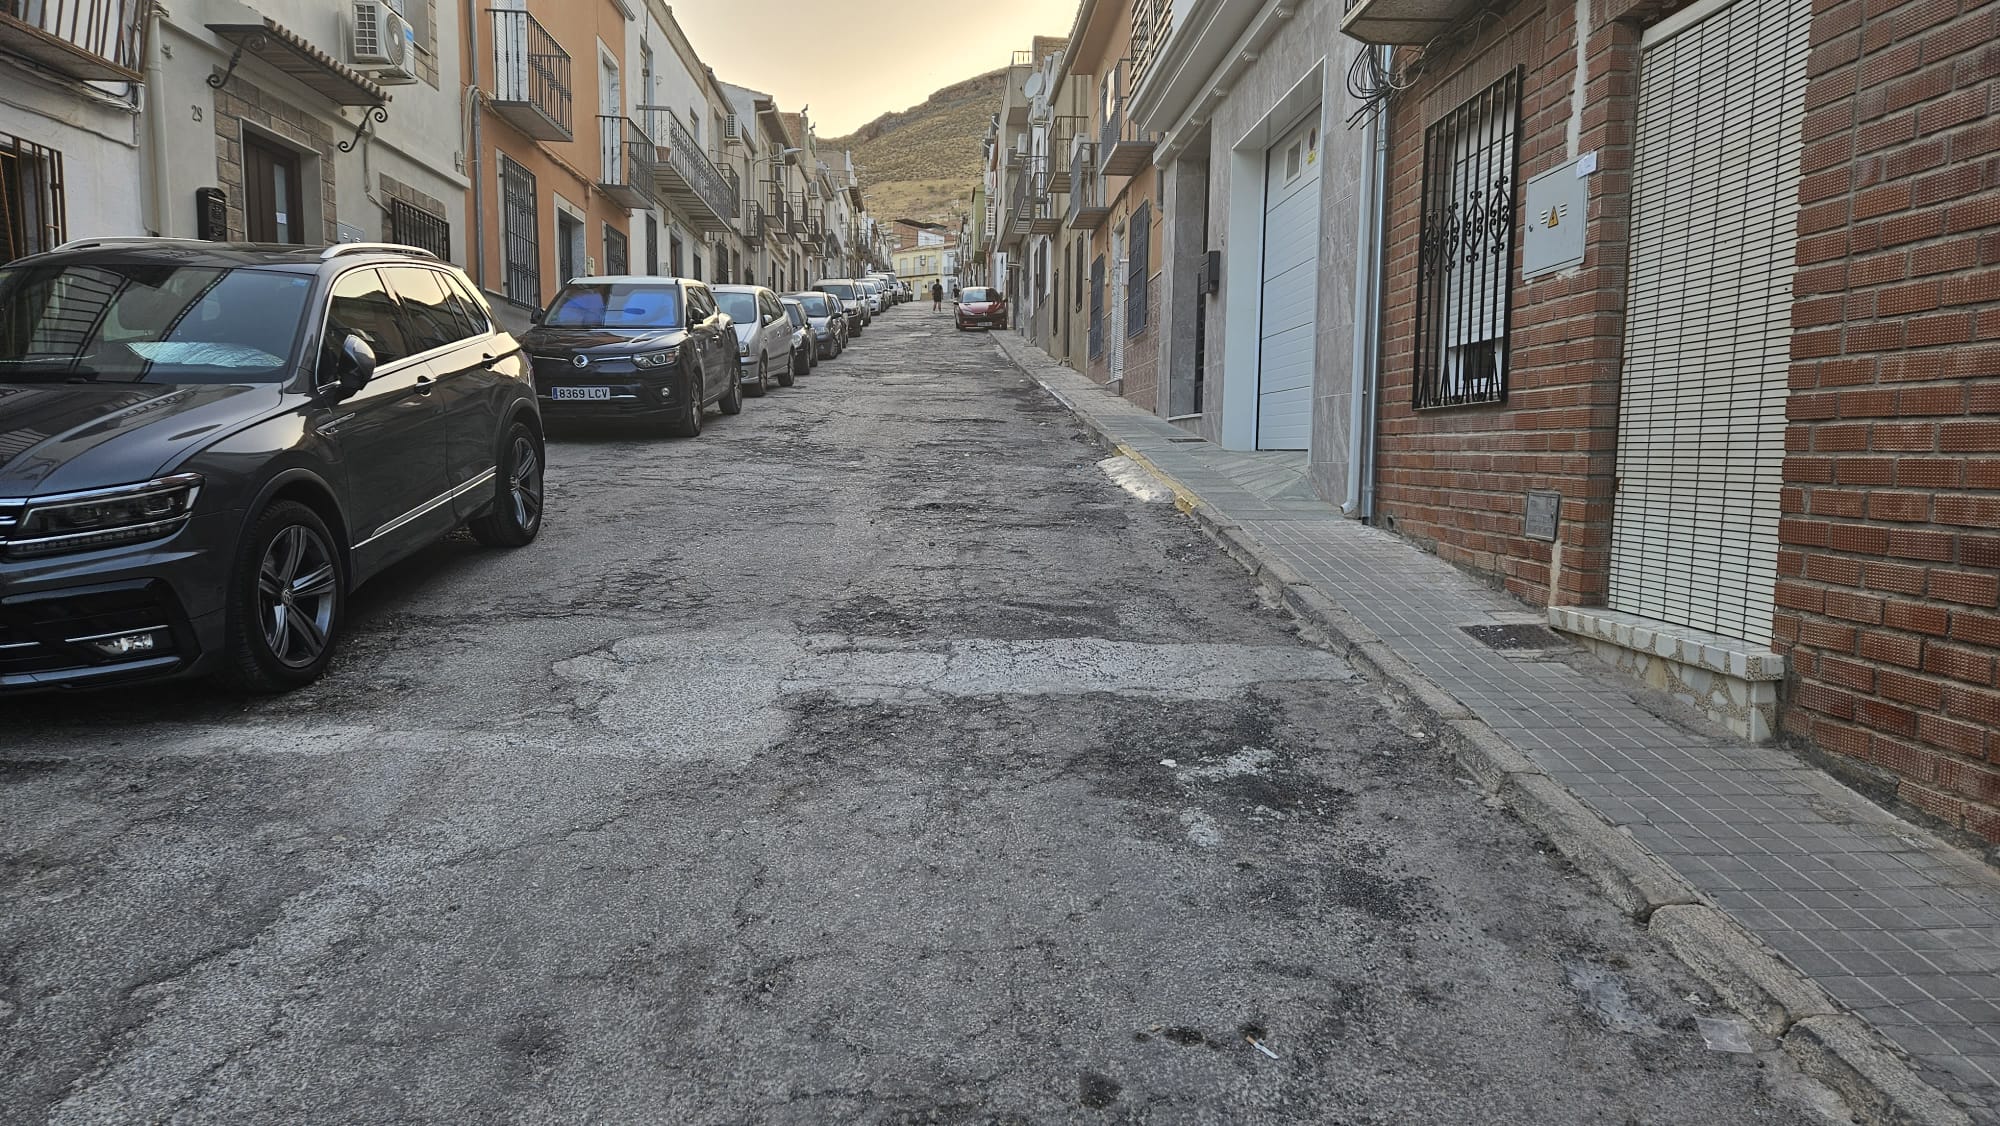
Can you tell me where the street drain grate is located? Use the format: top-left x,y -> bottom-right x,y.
1461,623 -> 1569,651
1167,436 -> 1205,443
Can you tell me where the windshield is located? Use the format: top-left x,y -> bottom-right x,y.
793,294 -> 830,316
0,262 -> 312,384
960,288 -> 999,303
820,282 -> 856,299
543,283 -> 681,328
715,291 -> 759,324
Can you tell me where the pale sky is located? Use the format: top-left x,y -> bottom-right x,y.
668,0 -> 1078,137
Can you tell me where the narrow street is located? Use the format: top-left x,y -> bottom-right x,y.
3,308 -> 1836,1123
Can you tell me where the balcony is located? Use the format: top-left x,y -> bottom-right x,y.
1005,49 -> 1033,124
1099,64 -> 1158,177
2,0 -> 149,81
489,9 -> 571,141
1341,0 -> 1470,44
1068,145 -> 1110,230
595,116 -> 656,209
1046,116 -> 1083,194
635,105 -> 736,233
741,202 -> 764,241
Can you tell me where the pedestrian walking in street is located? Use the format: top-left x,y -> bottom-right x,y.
932,281 -> 945,311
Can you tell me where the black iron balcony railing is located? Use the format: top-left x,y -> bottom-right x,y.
742,202 -> 764,241
3,0 -> 149,80
489,9 -> 571,142
1068,144 -> 1110,230
595,115 -> 656,209
635,105 -> 736,231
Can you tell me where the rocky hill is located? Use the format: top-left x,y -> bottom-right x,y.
823,69 -> 1007,228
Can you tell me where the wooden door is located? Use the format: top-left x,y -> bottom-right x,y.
243,136 -> 304,244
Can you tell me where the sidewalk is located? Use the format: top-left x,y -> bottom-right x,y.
993,331 -> 2000,1125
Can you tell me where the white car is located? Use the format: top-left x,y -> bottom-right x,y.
714,284 -> 798,396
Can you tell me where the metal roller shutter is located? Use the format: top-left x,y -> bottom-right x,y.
1607,0 -> 1810,645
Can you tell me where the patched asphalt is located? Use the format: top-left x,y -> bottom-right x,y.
1,308 -> 1845,1124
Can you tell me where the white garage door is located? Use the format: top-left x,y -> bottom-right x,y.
1607,0 -> 1809,644
1256,113 -> 1321,450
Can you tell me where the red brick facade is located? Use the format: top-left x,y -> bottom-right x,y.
1775,0 -> 2000,844
1373,0 -> 2000,844
1374,1 -> 1639,608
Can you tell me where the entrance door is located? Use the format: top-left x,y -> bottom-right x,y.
1255,113 -> 1319,450
1607,0 -> 1809,644
243,135 -> 304,244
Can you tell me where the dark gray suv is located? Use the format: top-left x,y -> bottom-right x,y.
0,239 -> 545,694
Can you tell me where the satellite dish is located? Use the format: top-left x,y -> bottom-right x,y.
1023,73 -> 1044,98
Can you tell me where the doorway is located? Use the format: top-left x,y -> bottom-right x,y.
1254,112 -> 1320,450
243,135 -> 304,244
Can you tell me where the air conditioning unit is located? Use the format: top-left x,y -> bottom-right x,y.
724,113 -> 739,139
349,0 -> 418,84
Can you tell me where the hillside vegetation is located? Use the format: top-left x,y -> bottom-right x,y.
825,69 -> 1005,228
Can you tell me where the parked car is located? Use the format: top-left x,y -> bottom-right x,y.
778,298 -> 815,379
955,286 -> 1009,331
0,238 -> 544,694
813,280 -> 869,331
787,291 -> 848,358
521,275 -> 741,437
867,274 -> 898,304
714,284 -> 796,395
859,280 -> 886,314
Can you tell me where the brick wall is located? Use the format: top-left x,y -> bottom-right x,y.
1776,0 -> 2000,844
1374,0 -> 1639,607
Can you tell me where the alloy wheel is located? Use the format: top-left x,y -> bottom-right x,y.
509,434 -> 543,532
258,524 -> 338,669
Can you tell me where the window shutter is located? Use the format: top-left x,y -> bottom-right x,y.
1126,203 -> 1149,337
1608,0 -> 1810,644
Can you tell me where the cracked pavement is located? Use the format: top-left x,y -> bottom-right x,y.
1,308 -> 1847,1123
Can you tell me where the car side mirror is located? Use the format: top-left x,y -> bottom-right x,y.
716,313 -> 733,331
529,307 -> 545,324
334,333 -> 376,395
762,313 -> 775,326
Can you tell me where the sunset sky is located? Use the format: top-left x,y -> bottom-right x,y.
667,0 -> 1079,136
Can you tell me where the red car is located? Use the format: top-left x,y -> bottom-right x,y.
954,287 -> 1008,331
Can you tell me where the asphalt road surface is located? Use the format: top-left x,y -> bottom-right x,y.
3,307 -> 1845,1124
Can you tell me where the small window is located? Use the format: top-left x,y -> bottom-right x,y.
389,267 -> 476,353
1413,69 -> 1522,409
1285,142 -> 1302,181
324,268 -> 412,373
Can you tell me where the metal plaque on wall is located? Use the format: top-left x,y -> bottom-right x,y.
1525,489 -> 1561,542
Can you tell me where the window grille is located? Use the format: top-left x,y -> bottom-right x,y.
1413,68 -> 1521,410
0,135 -> 66,266
1126,202 -> 1150,338
645,214 -> 659,274
500,156 -> 539,306
604,225 -> 628,275
389,198 -> 450,262
1088,254 -> 1104,358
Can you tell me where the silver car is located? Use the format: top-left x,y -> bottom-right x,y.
714,284 -> 798,395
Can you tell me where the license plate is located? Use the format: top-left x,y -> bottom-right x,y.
552,386 -> 611,401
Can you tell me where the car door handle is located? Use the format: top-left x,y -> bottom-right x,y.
415,375 -> 436,394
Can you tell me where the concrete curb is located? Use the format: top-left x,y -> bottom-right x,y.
998,343 -> 1975,1126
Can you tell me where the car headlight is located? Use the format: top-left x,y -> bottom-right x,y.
738,340 -> 751,354
631,348 -> 677,369
9,474 -> 203,558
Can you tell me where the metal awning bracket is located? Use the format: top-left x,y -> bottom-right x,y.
337,105 -> 390,153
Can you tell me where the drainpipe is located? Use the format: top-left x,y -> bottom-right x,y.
1342,46 -> 1392,521
464,0 -> 486,288
142,1 -> 172,236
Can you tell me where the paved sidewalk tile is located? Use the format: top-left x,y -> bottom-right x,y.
996,332 -> 2000,1121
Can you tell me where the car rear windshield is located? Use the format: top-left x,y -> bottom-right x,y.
543,283 -> 681,328
781,303 -> 806,327
715,291 -> 759,324
0,262 -> 312,384
960,288 -> 999,303
820,282 -> 856,299
792,294 -> 830,316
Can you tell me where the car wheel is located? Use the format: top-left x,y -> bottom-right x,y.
666,373 -> 704,437
218,500 -> 344,693
746,355 -> 769,397
719,366 -> 744,416
469,421 -> 545,547
778,348 -> 797,387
